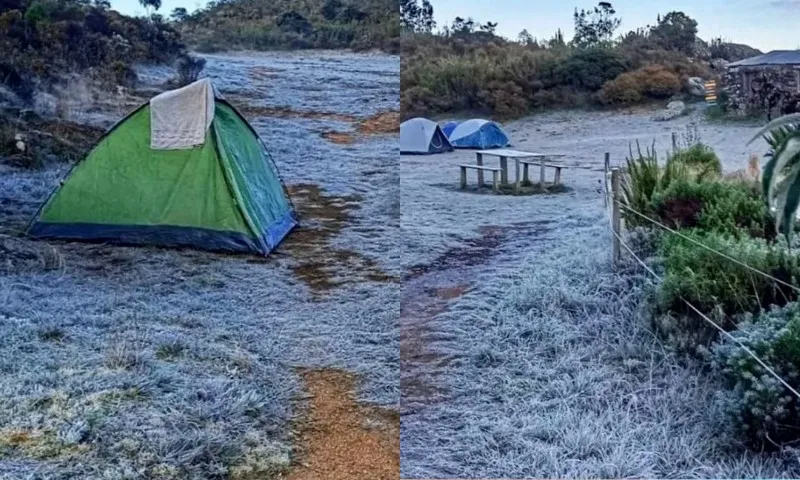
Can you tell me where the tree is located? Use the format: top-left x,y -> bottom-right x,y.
138,0 -> 161,18
548,28 -> 566,49
572,1 -> 621,48
479,21 -> 497,35
451,16 -> 476,35
276,11 -> 313,36
170,7 -> 188,23
321,0 -> 342,21
517,29 -> 534,45
400,0 -> 434,33
650,11 -> 697,55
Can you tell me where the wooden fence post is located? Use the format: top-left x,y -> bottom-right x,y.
604,152 -> 610,208
611,167 -> 621,267
671,132 -> 678,152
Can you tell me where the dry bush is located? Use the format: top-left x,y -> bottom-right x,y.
599,65 -> 681,105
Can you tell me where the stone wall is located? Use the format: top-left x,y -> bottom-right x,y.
723,64 -> 800,116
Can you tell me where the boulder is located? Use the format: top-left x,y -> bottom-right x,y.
710,58 -> 730,71
686,77 -> 706,97
652,101 -> 686,121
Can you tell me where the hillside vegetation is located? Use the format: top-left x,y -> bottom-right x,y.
0,0 -> 184,101
176,0 -> 400,53
400,1 -> 761,119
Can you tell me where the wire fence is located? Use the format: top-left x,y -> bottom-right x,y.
603,159 -> 800,401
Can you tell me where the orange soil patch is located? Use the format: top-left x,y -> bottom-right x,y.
357,111 -> 399,135
232,103 -> 358,124
288,369 -> 399,480
275,184 -> 396,296
320,131 -> 355,144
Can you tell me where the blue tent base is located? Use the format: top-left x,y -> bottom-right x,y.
28,213 -> 297,256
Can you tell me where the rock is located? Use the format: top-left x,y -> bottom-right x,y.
687,77 -> 706,97
710,58 -> 730,71
652,101 -> 686,121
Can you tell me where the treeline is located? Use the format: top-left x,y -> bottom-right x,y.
175,0 -> 400,53
0,0 -> 185,100
401,1 -> 762,118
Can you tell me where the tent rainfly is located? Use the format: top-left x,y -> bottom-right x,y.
448,119 -> 510,149
400,117 -> 454,154
440,121 -> 459,138
27,78 -> 297,256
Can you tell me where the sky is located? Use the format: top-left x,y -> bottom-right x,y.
430,0 -> 800,52
109,0 -> 799,52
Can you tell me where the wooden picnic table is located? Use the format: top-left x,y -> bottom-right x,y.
474,149 -> 566,193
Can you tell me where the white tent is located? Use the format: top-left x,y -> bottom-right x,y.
400,117 -> 453,154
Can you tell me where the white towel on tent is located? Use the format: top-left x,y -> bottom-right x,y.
150,78 -> 215,150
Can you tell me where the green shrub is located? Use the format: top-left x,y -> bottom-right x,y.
655,232 -> 800,351
651,179 -> 769,238
669,143 -> 722,178
712,302 -> 800,448
620,141 -> 694,227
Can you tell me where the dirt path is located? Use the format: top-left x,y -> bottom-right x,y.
287,369 -> 399,480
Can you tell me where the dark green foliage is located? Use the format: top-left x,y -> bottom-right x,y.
401,9 -> 718,118
0,0 -> 184,91
650,11 -> 698,55
556,47 -> 628,91
572,1 -> 621,48
652,179 -> 770,238
180,0 -> 399,53
656,232 -> 800,350
712,303 -> 800,448
669,143 -> 722,178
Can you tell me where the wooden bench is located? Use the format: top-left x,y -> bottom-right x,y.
459,164 -> 501,192
518,159 -> 568,187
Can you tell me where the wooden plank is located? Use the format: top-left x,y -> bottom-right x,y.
539,157 -> 546,186
499,156 -> 508,184
460,166 -> 467,189
611,168 -> 621,267
458,164 -> 501,171
476,153 -> 484,188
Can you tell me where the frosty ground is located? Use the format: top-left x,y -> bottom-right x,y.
0,51 -> 399,478
400,107 -> 800,478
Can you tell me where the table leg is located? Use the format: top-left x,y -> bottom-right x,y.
539,157 -> 546,186
523,163 -> 529,183
514,158 -> 521,194
554,167 -> 562,185
492,171 -> 499,192
460,166 -> 467,189
500,156 -> 508,184
476,153 -> 484,188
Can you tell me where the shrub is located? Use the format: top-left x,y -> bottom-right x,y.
599,72 -> 642,105
175,53 -> 206,86
599,65 -> 682,105
655,232 -> 800,351
620,141 -> 694,227
712,302 -> 800,448
669,143 -> 722,178
652,179 -> 769,238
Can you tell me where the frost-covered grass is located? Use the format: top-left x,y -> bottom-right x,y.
400,108 -> 798,477
0,51 -> 399,478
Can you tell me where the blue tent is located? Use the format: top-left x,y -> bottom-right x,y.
448,119 -> 510,149
441,121 -> 459,138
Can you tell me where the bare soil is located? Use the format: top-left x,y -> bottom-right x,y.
287,369 -> 399,480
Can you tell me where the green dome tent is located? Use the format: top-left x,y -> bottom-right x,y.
27,78 -> 297,256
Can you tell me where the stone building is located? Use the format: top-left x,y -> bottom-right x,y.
724,50 -> 800,116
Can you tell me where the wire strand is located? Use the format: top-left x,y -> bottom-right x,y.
618,201 -> 800,295
611,222 -> 800,401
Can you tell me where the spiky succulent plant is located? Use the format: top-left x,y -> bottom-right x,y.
748,113 -> 800,241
